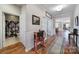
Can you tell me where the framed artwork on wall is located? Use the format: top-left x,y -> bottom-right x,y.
5,13 -> 19,38
75,16 -> 79,26
32,15 -> 40,25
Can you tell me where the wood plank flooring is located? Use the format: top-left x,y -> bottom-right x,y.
0,42 -> 26,54
0,34 -> 79,54
64,38 -> 79,54
0,35 -> 56,54
27,35 -> 56,54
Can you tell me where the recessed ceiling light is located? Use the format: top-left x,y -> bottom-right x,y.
52,5 -> 68,11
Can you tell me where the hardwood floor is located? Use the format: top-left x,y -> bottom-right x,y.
0,35 -> 56,54
0,35 -> 78,54
27,35 -> 56,54
64,38 -> 79,54
0,42 -> 26,54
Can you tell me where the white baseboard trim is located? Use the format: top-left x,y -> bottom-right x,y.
25,46 -> 34,52
25,49 -> 29,52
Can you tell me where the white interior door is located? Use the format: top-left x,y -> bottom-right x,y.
41,17 -> 48,40
41,17 -> 54,39
47,19 -> 53,36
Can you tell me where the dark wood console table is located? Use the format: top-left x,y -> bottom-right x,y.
68,33 -> 78,47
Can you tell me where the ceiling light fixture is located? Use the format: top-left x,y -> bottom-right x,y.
53,5 -> 68,11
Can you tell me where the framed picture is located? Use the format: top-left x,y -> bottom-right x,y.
5,13 -> 19,38
75,16 -> 79,26
32,15 -> 40,25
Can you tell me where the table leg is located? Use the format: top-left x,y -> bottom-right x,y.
68,34 -> 70,45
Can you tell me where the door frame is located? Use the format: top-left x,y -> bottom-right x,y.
2,12 -> 20,48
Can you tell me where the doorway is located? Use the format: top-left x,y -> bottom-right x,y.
41,17 -> 54,40
3,13 -> 20,47
47,18 -> 53,37
55,17 -> 71,33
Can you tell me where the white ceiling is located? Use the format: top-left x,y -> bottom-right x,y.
37,4 -> 76,18
14,4 -> 25,8
14,4 -> 76,18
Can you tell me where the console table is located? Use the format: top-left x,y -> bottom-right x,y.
68,33 -> 78,47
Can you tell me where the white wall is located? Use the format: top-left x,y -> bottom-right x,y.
74,5 -> 79,30
25,5 -> 45,50
74,5 -> 79,18
73,5 -> 79,47
20,5 -> 27,48
0,10 -> 3,48
0,4 -> 21,49
26,5 -> 45,32
0,4 -> 21,15
73,5 -> 79,35
0,4 -> 54,51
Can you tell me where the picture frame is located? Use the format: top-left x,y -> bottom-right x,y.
5,13 -> 19,38
32,15 -> 40,25
75,16 -> 79,26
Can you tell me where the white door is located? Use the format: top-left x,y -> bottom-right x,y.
47,19 -> 53,36
41,17 -> 48,40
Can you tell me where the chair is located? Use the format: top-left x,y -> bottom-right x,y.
34,31 -> 46,51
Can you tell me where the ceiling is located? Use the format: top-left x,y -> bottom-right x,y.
37,4 -> 76,18
14,4 -> 76,18
14,4 -> 25,8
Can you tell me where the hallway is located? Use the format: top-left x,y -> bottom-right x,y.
0,4 -> 79,54
1,0 -> 79,59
